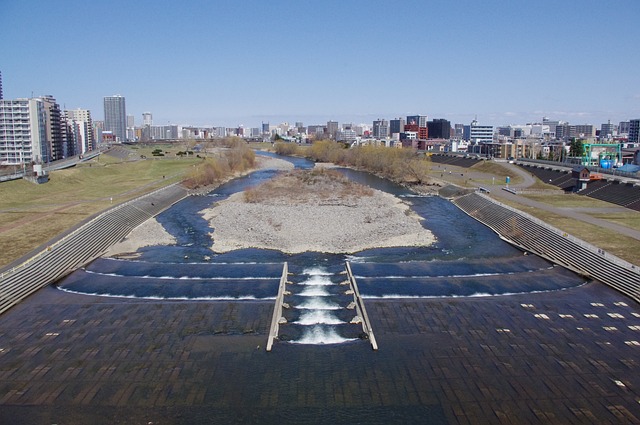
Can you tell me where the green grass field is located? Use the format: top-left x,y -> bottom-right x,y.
0,151 -> 200,267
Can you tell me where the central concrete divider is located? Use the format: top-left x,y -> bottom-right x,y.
266,262 -> 290,352
345,261 -> 378,350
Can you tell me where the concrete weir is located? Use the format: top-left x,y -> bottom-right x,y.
266,262 -> 290,352
345,261 -> 378,350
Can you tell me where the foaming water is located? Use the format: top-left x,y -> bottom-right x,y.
296,298 -> 341,310
84,269 -> 275,281
302,267 -> 333,276
295,310 -> 345,325
57,286 -> 274,301
299,286 -> 330,297
290,325 -> 357,345
298,275 -> 334,286
364,282 -> 588,300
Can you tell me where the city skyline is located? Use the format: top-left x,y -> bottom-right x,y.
2,0 -> 640,128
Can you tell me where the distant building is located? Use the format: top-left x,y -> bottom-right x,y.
372,119 -> 389,139
212,127 -> 226,138
619,121 -> 630,135
629,119 -> 640,144
569,124 -> 595,139
600,120 -> 615,139
38,96 -> 64,162
336,129 -> 357,143
103,95 -> 127,142
143,112 -> 153,127
93,120 -> 104,145
327,121 -> 339,139
0,70 -> 3,100
454,124 -> 464,138
150,125 -> 179,140
390,118 -> 405,136
406,115 -> 428,127
464,120 -> 493,143
555,123 -> 570,140
427,119 -> 451,139
307,125 -> 326,138
65,108 -> 94,155
403,123 -> 428,140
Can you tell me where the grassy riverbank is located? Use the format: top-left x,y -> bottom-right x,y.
0,147 -> 198,268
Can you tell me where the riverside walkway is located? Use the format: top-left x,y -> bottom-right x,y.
0,184 -> 188,315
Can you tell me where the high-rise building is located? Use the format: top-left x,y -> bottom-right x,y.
390,118 -> 405,135
629,119 -> 640,144
406,115 -> 428,128
372,119 -> 389,139
427,119 -> 451,139
65,108 -> 94,155
38,96 -> 63,162
103,95 -> 127,142
93,120 -> 104,145
143,112 -> 153,126
600,120 -> 615,139
126,114 -> 135,141
0,98 -> 48,165
619,121 -> 630,135
327,121 -> 339,139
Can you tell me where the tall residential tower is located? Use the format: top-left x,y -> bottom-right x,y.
103,95 -> 127,142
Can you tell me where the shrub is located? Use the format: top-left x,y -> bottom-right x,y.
274,142 -> 299,156
183,143 -> 255,189
304,141 -> 431,186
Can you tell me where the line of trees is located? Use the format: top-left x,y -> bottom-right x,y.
274,140 -> 432,185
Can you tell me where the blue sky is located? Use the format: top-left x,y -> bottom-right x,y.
1,0 -> 639,128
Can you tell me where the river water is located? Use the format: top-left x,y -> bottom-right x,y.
57,153 -> 583,344
49,153 -> 592,423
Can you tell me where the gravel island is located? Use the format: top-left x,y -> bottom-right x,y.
202,168 -> 435,254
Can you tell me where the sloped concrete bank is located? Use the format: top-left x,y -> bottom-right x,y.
453,192 -> 640,304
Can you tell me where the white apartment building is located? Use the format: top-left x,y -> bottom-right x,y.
0,98 -> 48,166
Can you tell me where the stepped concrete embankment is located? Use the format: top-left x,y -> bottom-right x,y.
453,192 -> 640,304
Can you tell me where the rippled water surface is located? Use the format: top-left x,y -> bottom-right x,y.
50,154 -> 593,423
58,155 -> 583,338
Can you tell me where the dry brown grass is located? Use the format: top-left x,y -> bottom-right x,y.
496,200 -> 640,265
244,168 -> 373,205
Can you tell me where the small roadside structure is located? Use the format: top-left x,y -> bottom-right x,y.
572,165 -> 591,191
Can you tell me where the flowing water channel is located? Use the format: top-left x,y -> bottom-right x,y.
56,153 -> 585,347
